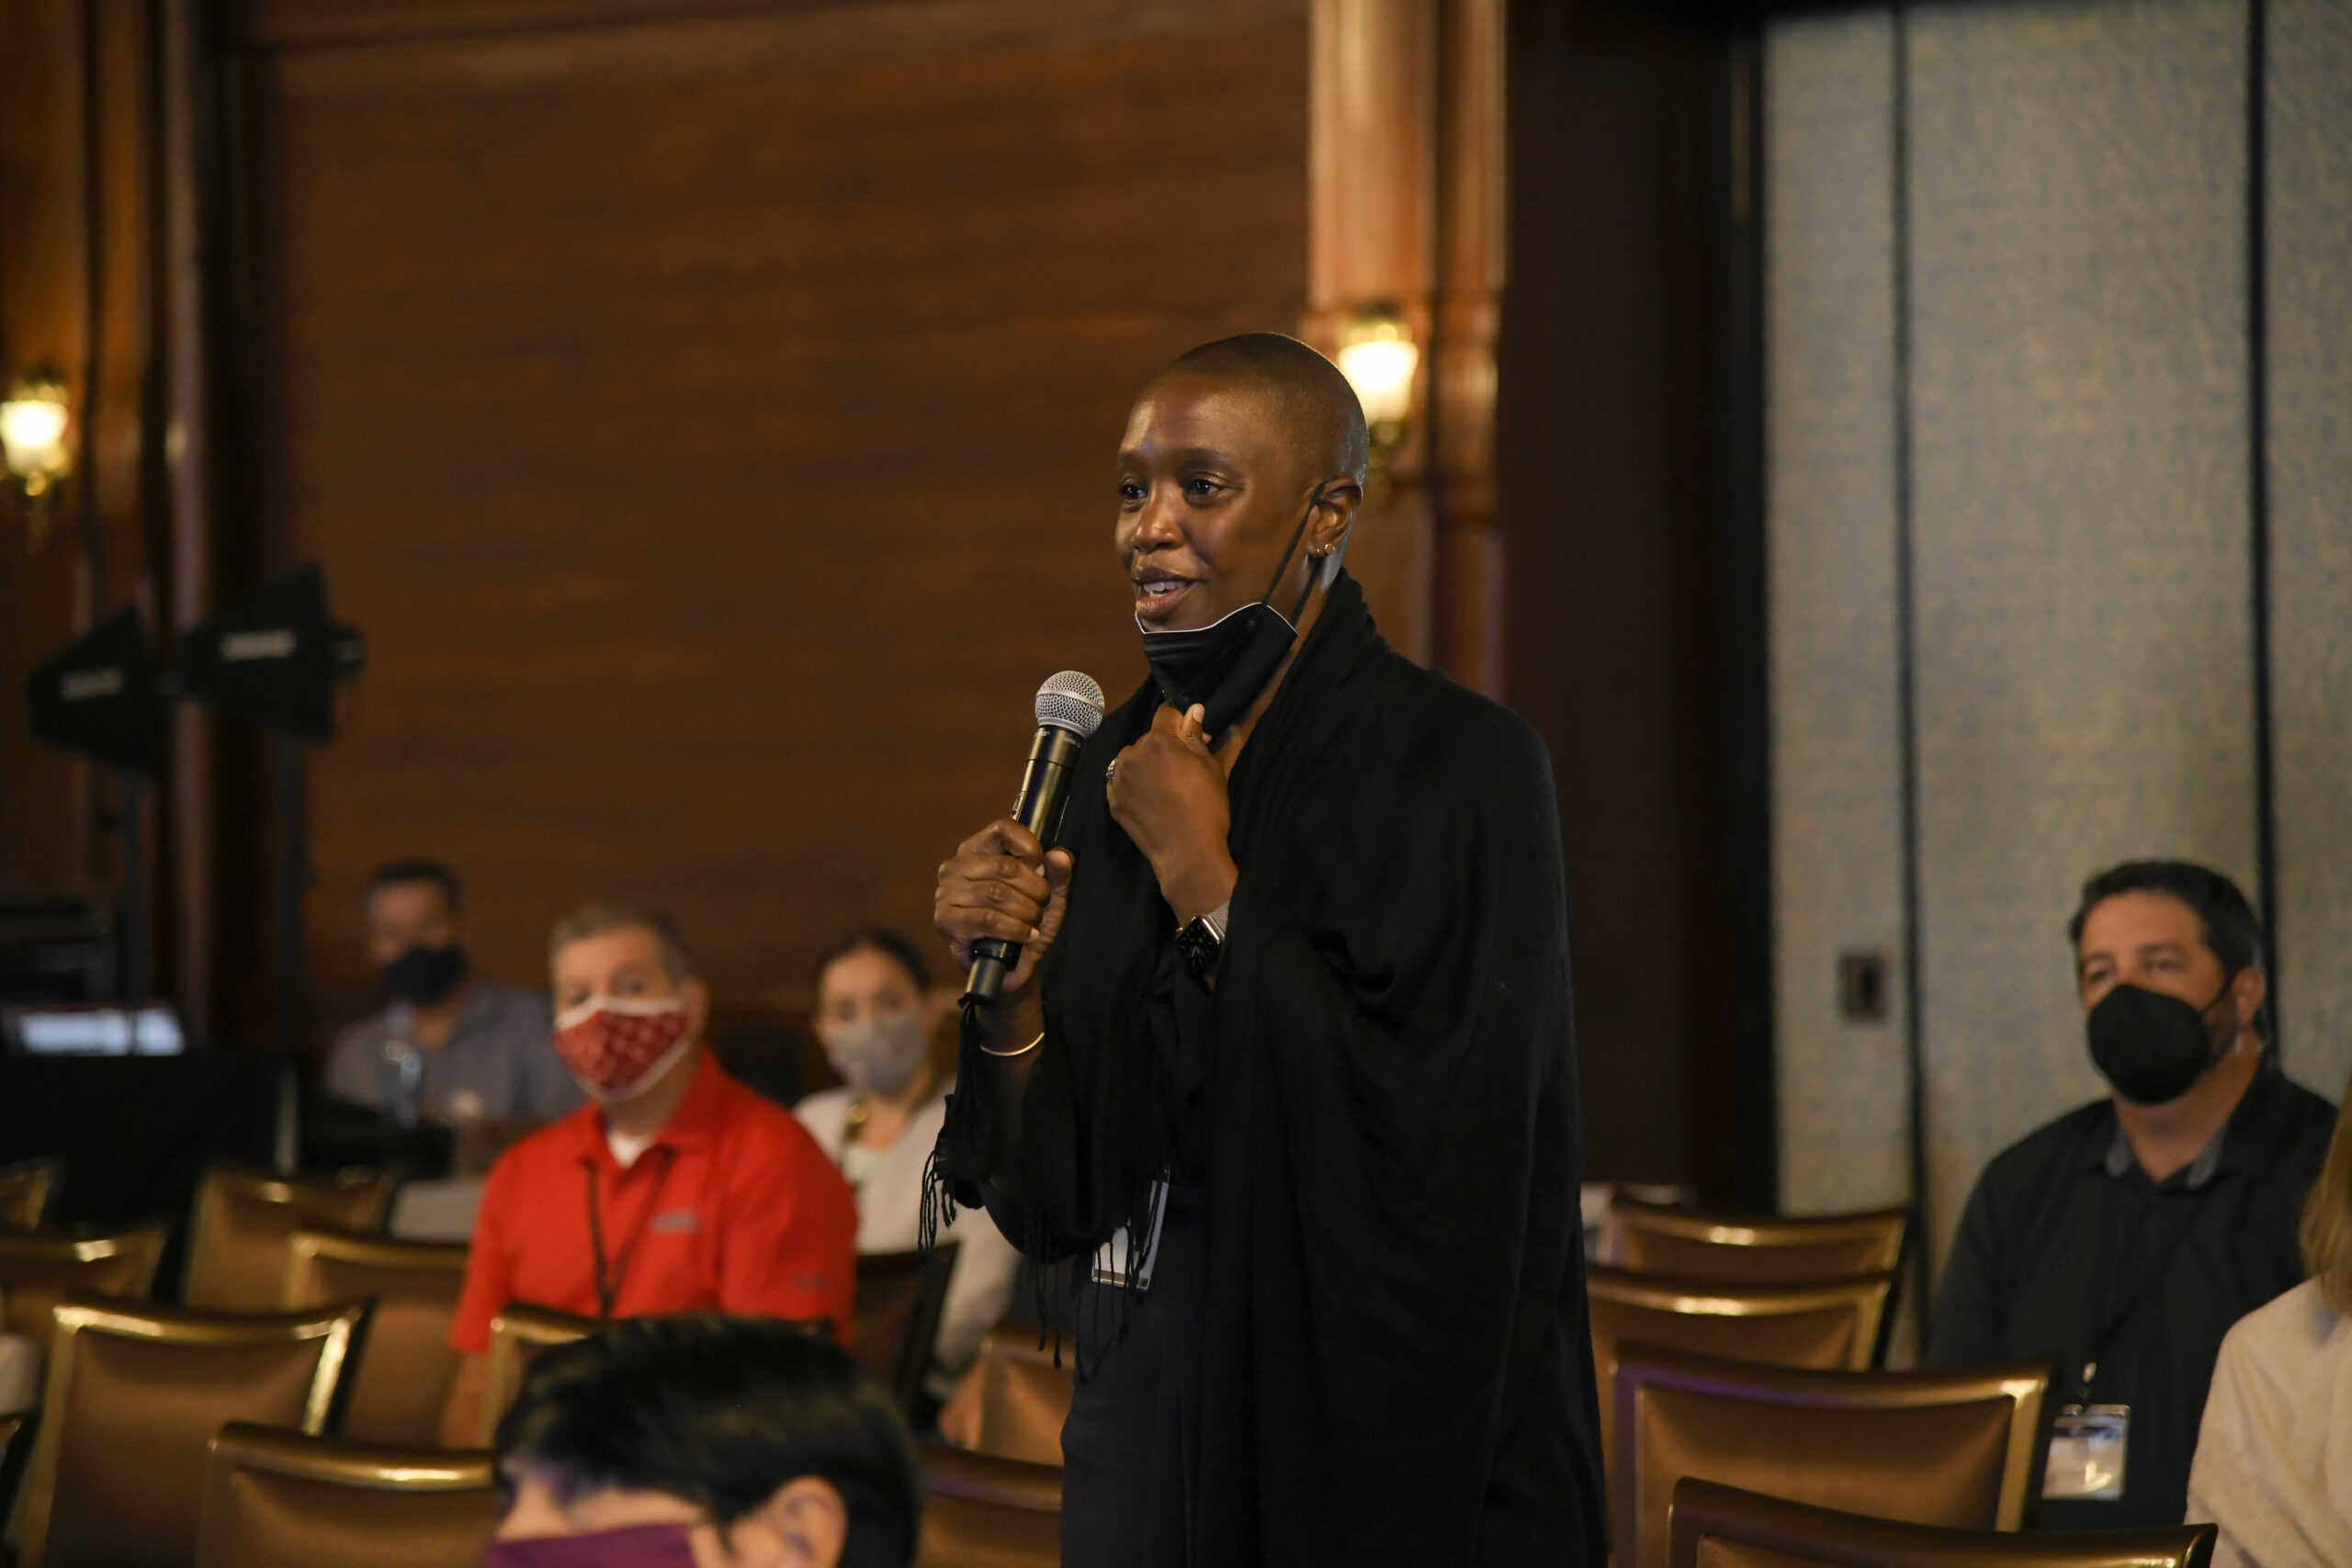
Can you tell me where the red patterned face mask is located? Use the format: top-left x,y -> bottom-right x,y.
552,995 -> 693,1101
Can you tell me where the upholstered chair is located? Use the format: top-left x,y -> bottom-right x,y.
1614,1343 -> 2058,1568
16,1295 -> 368,1568
191,1421 -> 499,1568
1666,1476 -> 2215,1568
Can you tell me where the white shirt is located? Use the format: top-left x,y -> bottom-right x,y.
794,1085 -> 1023,1397
2186,1279 -> 2352,1568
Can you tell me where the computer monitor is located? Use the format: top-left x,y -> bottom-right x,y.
2,1001 -> 187,1056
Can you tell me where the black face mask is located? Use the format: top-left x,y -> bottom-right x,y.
2086,975 -> 2238,1105
1138,501 -> 1320,737
383,943 -> 468,1007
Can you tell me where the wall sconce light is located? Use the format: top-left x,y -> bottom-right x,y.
1,368 -> 73,554
1336,306 -> 1419,477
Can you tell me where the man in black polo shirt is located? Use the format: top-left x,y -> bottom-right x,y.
1928,861 -> 2334,1531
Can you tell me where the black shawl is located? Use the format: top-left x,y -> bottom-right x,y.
932,573 -> 1606,1566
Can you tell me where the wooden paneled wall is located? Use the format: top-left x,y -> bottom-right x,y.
226,0 -> 1311,1021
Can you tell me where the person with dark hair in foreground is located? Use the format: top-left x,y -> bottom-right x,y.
1929,859 -> 2335,1531
489,1314 -> 923,1568
930,333 -> 1605,1566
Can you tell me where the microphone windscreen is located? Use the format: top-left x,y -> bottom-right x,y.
1035,671 -> 1107,737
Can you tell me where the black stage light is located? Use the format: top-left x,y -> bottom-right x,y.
27,604 -> 167,773
175,565 -> 365,741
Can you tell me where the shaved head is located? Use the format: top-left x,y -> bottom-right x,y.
1156,333 -> 1371,489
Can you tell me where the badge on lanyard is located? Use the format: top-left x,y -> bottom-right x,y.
1091,1179 -> 1169,1292
2043,1404 -> 2130,1500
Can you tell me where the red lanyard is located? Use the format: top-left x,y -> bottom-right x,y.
580,1146 -> 680,1320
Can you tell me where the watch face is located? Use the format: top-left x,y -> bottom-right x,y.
1177,917 -> 1221,976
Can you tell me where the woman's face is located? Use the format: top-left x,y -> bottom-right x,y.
814,946 -> 924,1041
496,1469 -> 846,1568
1115,371 -> 1329,633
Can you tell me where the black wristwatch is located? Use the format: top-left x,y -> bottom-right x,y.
1175,901 -> 1230,982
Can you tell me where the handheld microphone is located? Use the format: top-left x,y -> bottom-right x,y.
964,670 -> 1107,1002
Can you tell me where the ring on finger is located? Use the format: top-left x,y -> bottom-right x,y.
1104,757 -> 1120,788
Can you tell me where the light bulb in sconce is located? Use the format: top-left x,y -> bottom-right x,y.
1336,308 -> 1419,469
2,374 -> 70,490
1,369 -> 72,554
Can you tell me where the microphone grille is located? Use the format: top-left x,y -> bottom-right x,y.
1035,671 -> 1107,737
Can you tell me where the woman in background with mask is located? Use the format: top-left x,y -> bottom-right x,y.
795,931 -> 1023,1423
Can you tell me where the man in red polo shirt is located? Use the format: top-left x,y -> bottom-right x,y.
438,905 -> 857,1446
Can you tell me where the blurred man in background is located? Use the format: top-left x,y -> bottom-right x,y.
440,905 -> 858,1446
1929,861 -> 2335,1531
325,860 -> 579,1127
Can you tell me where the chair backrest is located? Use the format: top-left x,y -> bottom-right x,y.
186,1166 -> 398,1312
1589,1266 -> 1898,1462
18,1294 -> 369,1568
0,1157 -> 62,1232
1605,1200 -> 1912,1284
284,1227 -> 471,1447
1615,1344 -> 2057,1568
0,1224 -> 170,1354
1668,1478 -> 2216,1568
0,1410 -> 39,1544
854,1244 -> 959,1419
191,1421 -> 500,1568
935,1325 -> 1072,1468
479,1303 -> 600,1447
916,1441 -> 1061,1568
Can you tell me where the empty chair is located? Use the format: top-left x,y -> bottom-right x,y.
17,1295 -> 368,1568
1604,1198 -> 1911,1284
191,1422 -> 499,1568
1668,1477 -> 2216,1568
1588,1265 -> 1897,1461
936,1325 -> 1072,1468
0,1157 -> 62,1232
0,1224 -> 169,1355
284,1227 -> 471,1446
479,1303 -> 598,1446
854,1244 -> 959,1420
186,1166 -> 399,1312
1614,1343 -> 2057,1568
917,1441 -> 1061,1568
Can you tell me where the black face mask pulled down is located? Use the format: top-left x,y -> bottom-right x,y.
383,943 -> 467,1008
2086,975 -> 2238,1105
1137,502 -> 1319,737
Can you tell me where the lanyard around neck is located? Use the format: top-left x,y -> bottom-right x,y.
581,1146 -> 680,1320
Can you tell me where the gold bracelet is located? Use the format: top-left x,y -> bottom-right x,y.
980,1030 -> 1045,1060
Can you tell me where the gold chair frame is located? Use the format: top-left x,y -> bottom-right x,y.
920,1439 -> 1063,1513
479,1303 -> 600,1446
1602,1197 -> 1912,1277
17,1294 -> 370,1568
0,1157 -> 62,1232
192,1421 -> 496,1568
0,1223 -> 170,1347
1668,1477 -> 2216,1568
283,1225 -> 470,1306
1614,1343 -> 2058,1568
1589,1265 -> 1897,1372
